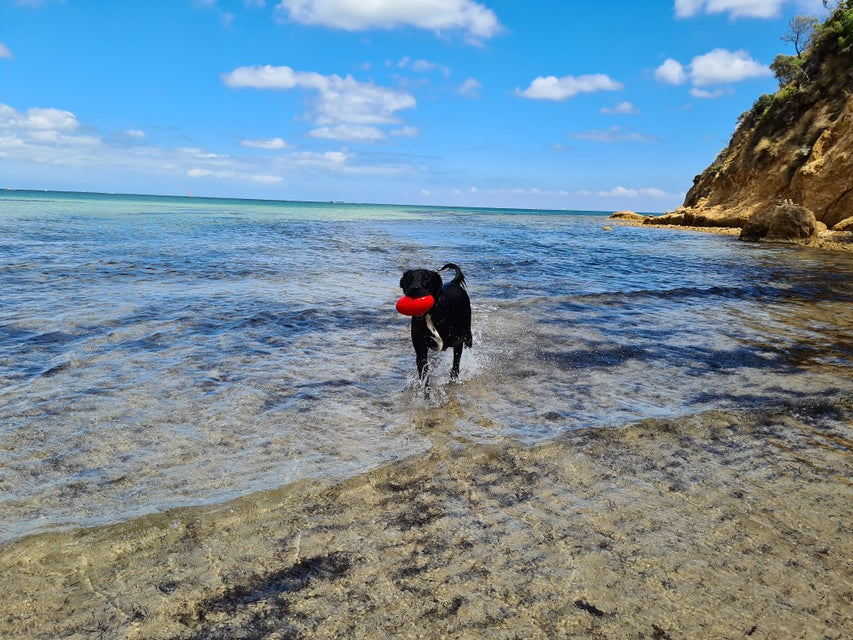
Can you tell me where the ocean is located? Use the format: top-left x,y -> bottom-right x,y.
1,190 -> 851,638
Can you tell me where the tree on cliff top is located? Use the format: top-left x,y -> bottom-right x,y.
770,1 -> 853,90
781,15 -> 819,57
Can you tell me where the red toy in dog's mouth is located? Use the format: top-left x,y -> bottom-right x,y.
395,294 -> 435,316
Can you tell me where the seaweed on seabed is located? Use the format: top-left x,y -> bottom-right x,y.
573,599 -> 606,617
180,552 -> 351,640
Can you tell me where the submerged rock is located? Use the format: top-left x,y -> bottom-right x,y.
740,200 -> 818,243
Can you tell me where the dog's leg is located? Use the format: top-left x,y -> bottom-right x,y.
450,344 -> 463,381
415,343 -> 430,382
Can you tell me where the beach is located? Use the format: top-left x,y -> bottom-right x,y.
1,192 -> 851,638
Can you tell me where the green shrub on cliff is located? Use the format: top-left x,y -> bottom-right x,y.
771,54 -> 807,87
738,2 -> 852,134
811,1 -> 853,58
834,7 -> 853,50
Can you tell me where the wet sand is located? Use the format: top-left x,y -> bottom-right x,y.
1,398 -> 851,639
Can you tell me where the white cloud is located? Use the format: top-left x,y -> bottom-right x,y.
600,101 -> 639,115
309,124 -> 385,141
314,78 -> 415,126
516,74 -> 623,101
457,77 -> 482,98
655,58 -> 687,85
690,87 -> 728,98
675,0 -> 788,19
180,147 -> 228,160
597,186 -> 670,198
222,64 -> 323,90
240,136 -> 289,149
0,43 -> 12,59
390,126 -> 418,137
292,149 -> 347,166
393,56 -> 452,76
654,48 -> 770,97
187,167 -> 283,183
187,168 -> 215,178
0,104 -> 100,152
126,129 -> 146,139
21,107 -> 79,131
415,59 -> 450,75
689,48 -> 770,86
249,173 -> 283,183
222,65 -> 416,141
480,187 -> 571,198
567,126 -> 655,143
412,59 -> 435,73
275,0 -> 501,41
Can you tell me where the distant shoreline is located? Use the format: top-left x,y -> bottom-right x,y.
0,188 -> 630,217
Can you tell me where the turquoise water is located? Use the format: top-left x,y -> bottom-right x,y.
1,190 -> 852,544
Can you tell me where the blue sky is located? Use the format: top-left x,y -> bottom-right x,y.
0,0 -> 830,211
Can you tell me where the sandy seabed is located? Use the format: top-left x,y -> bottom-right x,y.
1,400 -> 851,640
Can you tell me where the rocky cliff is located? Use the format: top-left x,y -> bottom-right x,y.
646,3 -> 853,240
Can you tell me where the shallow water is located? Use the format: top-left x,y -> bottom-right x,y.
1,191 -> 851,638
1,402 -> 850,639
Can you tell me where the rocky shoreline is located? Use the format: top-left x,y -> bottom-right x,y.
609,208 -> 853,251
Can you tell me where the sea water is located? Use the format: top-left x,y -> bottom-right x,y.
1,190 -> 852,638
1,190 -> 851,544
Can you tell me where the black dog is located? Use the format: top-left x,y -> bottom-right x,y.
399,263 -> 472,382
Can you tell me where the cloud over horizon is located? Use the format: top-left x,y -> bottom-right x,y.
0,101 -> 411,188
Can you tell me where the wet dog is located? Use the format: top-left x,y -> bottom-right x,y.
399,263 -> 472,382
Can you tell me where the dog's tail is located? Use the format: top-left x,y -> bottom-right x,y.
439,263 -> 466,288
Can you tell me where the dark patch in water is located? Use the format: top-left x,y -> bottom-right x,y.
652,623 -> 674,639
539,341 -> 805,376
538,345 -> 654,369
422,595 -> 466,620
185,552 -> 351,640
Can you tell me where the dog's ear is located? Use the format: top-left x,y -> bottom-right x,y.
400,271 -> 412,291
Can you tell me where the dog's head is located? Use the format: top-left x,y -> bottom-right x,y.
400,269 -> 443,299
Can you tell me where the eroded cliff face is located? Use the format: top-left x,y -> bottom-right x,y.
654,10 -> 853,234
674,88 -> 852,230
